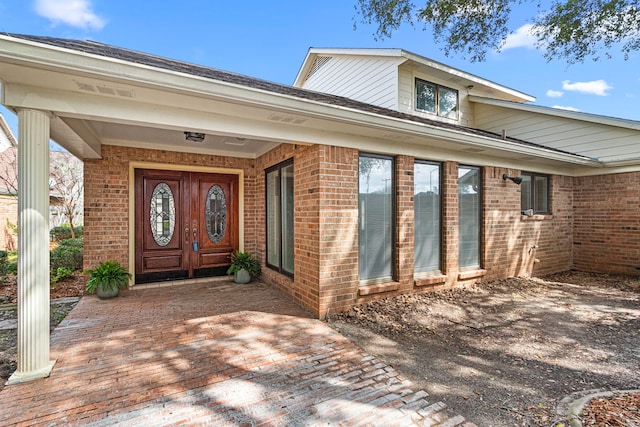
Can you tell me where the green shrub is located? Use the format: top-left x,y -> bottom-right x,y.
226,251 -> 261,278
51,267 -> 73,286
85,261 -> 131,294
0,250 -> 7,278
50,238 -> 84,273
50,225 -> 84,242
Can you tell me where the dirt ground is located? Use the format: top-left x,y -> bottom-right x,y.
329,271 -> 640,426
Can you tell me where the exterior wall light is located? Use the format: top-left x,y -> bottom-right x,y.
502,173 -> 523,185
184,131 -> 205,142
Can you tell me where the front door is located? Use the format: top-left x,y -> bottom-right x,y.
135,169 -> 239,284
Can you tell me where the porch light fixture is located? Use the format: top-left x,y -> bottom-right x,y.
184,131 -> 205,143
502,174 -> 523,185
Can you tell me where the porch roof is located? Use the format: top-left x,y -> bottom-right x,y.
0,33 -> 622,174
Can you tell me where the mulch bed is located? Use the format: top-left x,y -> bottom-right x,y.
0,273 -> 85,304
582,392 -> 640,426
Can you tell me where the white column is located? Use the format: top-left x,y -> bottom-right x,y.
7,109 -> 55,384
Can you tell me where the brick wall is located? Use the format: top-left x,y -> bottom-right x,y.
84,143 -> 636,318
0,195 -> 17,250
84,145 -> 255,271
573,171 -> 640,274
483,167 -> 573,279
255,143 -> 320,314
317,146 -> 359,317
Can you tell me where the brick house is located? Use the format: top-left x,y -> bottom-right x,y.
0,34 -> 638,383
0,113 -> 18,250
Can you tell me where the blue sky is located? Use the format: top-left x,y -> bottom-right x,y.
1,0 -> 639,139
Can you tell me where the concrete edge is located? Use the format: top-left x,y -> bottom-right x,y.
0,296 -> 81,311
556,389 -> 640,427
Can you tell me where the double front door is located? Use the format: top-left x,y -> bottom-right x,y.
135,169 -> 239,284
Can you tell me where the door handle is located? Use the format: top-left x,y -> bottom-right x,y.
192,221 -> 199,252
185,222 -> 190,244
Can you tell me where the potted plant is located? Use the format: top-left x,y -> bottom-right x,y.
227,251 -> 261,284
85,260 -> 132,299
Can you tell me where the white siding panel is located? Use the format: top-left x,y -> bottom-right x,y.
0,131 -> 12,151
475,104 -> 640,161
302,56 -> 402,110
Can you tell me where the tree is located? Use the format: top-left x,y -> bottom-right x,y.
0,148 -> 84,238
354,0 -> 640,63
49,152 -> 84,238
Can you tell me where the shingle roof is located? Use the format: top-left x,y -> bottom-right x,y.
3,33 -> 593,161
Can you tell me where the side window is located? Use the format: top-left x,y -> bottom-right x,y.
358,153 -> 394,282
459,166 -> 481,268
266,159 -> 294,275
521,172 -> 550,214
414,161 -> 442,274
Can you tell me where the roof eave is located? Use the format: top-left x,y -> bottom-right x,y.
470,95 -> 640,130
0,35 -> 596,167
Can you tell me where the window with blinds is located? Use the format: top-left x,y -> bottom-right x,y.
459,166 -> 481,268
414,161 -> 442,274
358,154 -> 394,282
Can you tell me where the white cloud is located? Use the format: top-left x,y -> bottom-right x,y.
546,89 -> 564,98
34,0 -> 105,30
502,24 -> 537,50
552,105 -> 581,112
561,80 -> 613,96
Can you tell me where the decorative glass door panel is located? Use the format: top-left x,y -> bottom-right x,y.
135,169 -> 239,284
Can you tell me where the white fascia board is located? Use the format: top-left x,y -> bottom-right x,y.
470,95 -> 640,130
401,51 -> 535,103
0,36 -> 597,167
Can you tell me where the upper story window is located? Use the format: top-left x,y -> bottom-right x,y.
415,78 -> 459,119
521,172 -> 550,215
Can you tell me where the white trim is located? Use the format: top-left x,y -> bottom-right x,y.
294,47 -> 534,102
470,95 -> 640,130
0,36 -> 597,168
127,161 -> 245,286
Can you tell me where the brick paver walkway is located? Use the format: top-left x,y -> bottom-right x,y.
0,281 -> 474,426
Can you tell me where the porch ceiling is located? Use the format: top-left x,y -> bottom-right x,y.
0,34 -> 606,174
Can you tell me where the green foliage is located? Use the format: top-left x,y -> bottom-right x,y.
354,0 -> 640,63
50,225 -> 84,242
50,238 -> 84,273
50,267 -> 73,286
0,250 -> 17,278
5,220 -> 17,235
0,251 -> 8,279
226,251 -> 261,278
84,261 -> 131,294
